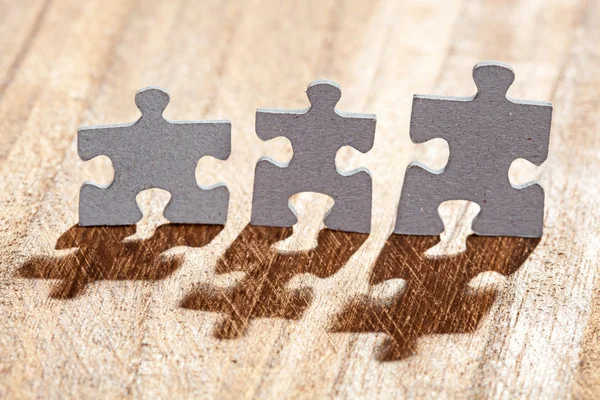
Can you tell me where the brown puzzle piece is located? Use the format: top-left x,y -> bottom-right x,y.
18,224 -> 223,298
181,225 -> 368,338
331,235 -> 540,361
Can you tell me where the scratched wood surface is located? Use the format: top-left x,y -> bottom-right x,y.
1,0 -> 599,398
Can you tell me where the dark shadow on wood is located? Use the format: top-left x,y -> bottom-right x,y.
17,224 -> 223,298
330,235 -> 540,361
180,225 -> 369,339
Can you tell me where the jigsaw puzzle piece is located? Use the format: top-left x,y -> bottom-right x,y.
78,87 -> 231,226
394,61 -> 552,237
251,80 -> 376,233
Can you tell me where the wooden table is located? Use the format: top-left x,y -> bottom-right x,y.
1,0 -> 599,398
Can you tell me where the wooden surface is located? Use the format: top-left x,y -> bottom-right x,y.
1,0 -> 599,398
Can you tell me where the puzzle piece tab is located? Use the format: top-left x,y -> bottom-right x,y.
251,80 -> 376,233
78,87 -> 231,226
395,61 -> 552,237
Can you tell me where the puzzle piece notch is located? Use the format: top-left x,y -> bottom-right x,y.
395,61 -> 552,238
251,80 -> 376,233
78,87 -> 231,226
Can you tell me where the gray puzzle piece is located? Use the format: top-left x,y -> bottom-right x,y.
78,87 -> 231,226
395,61 -> 552,238
251,80 -> 376,233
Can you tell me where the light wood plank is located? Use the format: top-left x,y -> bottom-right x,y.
1,0 -> 599,398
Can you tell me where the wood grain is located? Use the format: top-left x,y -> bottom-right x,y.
1,0 -> 599,398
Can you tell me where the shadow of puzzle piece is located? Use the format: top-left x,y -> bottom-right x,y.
17,224 -> 223,299
331,235 -> 540,361
180,225 -> 368,339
